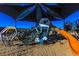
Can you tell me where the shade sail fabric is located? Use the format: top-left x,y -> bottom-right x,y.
0,12 -> 36,29
1,10 -> 79,29
0,12 -> 15,27
16,21 -> 36,29
0,12 -> 64,29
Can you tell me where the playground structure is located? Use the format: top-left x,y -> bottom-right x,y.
0,18 -> 79,55
0,27 -> 17,46
1,3 -> 79,56
0,18 -> 52,46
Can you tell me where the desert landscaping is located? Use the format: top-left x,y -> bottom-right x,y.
0,40 -> 73,56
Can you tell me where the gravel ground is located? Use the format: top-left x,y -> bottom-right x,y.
0,40 -> 73,56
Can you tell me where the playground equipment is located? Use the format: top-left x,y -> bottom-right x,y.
0,26 -> 17,46
36,18 -> 50,44
19,18 -> 79,55
51,25 -> 79,55
0,18 -> 51,46
0,18 -> 79,56
19,18 -> 51,45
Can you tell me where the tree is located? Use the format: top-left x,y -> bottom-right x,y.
64,22 -> 72,31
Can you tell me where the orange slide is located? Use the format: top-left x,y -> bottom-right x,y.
51,26 -> 79,56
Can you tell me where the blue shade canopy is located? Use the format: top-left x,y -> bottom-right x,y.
1,10 -> 79,29
0,12 -> 63,29
15,3 -> 62,21
0,3 -> 33,6
0,12 -> 36,29
16,21 -> 36,29
1,4 -> 79,29
44,3 -> 58,6
0,12 -> 15,27
51,20 -> 64,29
65,11 -> 79,23
0,3 -> 62,22
51,10 -> 79,29
16,4 -> 36,20
14,3 -> 33,6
